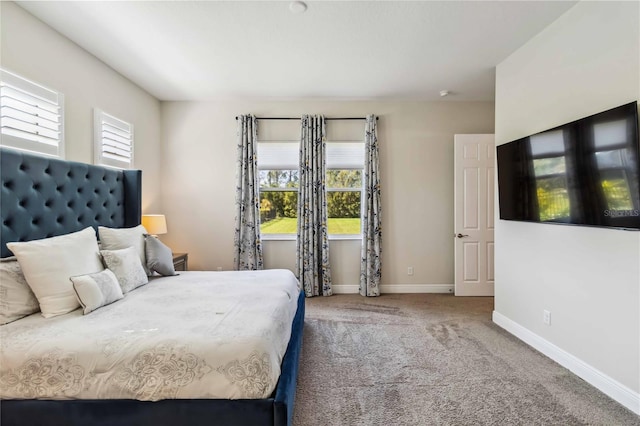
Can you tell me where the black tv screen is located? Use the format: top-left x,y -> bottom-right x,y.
497,101 -> 640,230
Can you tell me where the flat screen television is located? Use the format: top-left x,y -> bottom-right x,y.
497,101 -> 640,230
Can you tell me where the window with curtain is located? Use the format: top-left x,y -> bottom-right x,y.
94,109 -> 134,169
257,141 -> 364,238
0,69 -> 65,158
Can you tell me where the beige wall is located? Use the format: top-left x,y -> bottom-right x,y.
0,2 -> 162,212
2,1 -> 495,290
161,100 -> 494,290
495,0 -> 639,400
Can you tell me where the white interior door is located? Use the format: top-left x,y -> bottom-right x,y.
454,134 -> 495,296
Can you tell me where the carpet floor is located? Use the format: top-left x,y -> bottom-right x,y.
292,294 -> 639,426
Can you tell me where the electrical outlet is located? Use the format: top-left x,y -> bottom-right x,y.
407,267 -> 414,276
543,310 -> 551,325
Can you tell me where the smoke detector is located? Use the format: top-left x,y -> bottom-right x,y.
289,1 -> 307,14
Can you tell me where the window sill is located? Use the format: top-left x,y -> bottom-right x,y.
328,234 -> 362,241
262,234 -> 296,241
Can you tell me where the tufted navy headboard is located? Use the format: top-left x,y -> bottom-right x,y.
1,148 -> 141,258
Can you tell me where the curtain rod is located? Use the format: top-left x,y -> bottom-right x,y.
235,116 -> 378,121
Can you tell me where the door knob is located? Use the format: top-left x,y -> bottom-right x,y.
455,233 -> 469,238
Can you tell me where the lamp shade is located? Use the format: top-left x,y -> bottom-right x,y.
142,214 -> 167,235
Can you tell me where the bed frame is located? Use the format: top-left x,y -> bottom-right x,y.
0,147 -> 304,426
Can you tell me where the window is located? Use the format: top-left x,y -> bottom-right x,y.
326,170 -> 363,235
258,142 -> 300,238
258,141 -> 364,238
94,109 -> 134,169
0,69 -> 64,157
259,169 -> 299,235
325,143 -> 364,236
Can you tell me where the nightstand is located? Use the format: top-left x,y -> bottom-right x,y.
172,253 -> 188,271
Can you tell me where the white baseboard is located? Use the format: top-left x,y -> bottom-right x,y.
331,284 -> 454,294
381,284 -> 454,293
493,311 -> 640,415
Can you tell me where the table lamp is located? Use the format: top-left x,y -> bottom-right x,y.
142,214 -> 167,237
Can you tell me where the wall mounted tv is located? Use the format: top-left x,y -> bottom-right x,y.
497,101 -> 640,230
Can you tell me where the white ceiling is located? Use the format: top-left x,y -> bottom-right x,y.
17,1 -> 577,102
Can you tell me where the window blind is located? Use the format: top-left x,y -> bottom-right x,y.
94,109 -> 134,169
258,141 -> 364,169
0,69 -> 64,157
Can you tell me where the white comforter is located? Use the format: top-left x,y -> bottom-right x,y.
0,269 -> 300,401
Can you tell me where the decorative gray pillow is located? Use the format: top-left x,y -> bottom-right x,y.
71,269 -> 124,315
144,235 -> 177,276
100,246 -> 149,293
0,259 -> 40,324
98,225 -> 150,275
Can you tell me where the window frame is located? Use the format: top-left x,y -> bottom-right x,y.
325,168 -> 364,240
93,108 -> 134,169
0,69 -> 65,158
259,168 -> 300,240
258,140 -> 364,241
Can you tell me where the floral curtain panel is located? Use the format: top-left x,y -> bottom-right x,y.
297,115 -> 332,297
360,114 -> 382,296
234,114 -> 264,270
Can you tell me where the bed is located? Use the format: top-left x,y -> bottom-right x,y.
0,147 -> 305,426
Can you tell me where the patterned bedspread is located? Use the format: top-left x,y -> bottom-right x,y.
0,270 -> 300,401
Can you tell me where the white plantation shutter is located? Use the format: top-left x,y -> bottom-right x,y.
0,69 -> 65,157
94,109 -> 134,169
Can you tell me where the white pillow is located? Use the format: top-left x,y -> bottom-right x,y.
101,246 -> 149,293
99,225 -> 149,275
0,259 -> 40,324
71,269 -> 124,315
6,227 -> 103,318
